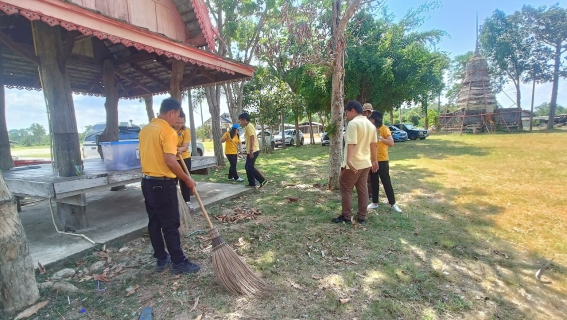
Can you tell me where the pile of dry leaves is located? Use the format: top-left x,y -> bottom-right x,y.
215,207 -> 262,223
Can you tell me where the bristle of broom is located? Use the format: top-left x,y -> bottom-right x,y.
177,188 -> 191,234
209,229 -> 270,297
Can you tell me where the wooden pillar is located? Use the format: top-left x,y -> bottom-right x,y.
97,59 -> 119,158
187,90 -> 198,156
32,22 -> 82,177
56,194 -> 88,231
33,22 -> 87,230
0,172 -> 40,313
143,94 -> 154,122
0,85 -> 13,171
170,59 -> 185,102
0,51 -> 14,171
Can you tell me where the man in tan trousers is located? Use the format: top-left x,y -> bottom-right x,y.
332,100 -> 378,225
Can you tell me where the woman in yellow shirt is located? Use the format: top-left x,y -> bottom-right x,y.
173,111 -> 193,209
367,111 -> 402,213
220,124 -> 244,182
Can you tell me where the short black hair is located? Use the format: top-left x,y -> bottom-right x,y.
344,101 -> 363,114
160,98 -> 181,114
179,110 -> 186,119
369,110 -> 383,127
238,113 -> 250,122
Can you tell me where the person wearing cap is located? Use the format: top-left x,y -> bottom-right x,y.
332,101 -> 378,225
138,97 -> 201,274
362,103 -> 373,118
221,124 -> 244,182
238,112 -> 268,188
173,110 -> 194,210
367,110 -> 403,213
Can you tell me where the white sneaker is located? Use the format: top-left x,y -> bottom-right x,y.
236,177 -> 245,182
391,204 -> 402,213
227,178 -> 234,181
367,203 -> 379,209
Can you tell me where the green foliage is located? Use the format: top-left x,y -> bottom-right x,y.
9,123 -> 49,146
344,7 -> 450,114
534,102 -> 566,116
196,125 -> 212,141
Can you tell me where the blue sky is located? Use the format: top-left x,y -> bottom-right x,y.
5,0 -> 567,131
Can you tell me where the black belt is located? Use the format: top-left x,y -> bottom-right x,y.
143,175 -> 175,181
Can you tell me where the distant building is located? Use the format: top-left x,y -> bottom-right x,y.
203,112 -> 232,138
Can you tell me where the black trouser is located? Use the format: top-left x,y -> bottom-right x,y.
176,158 -> 191,202
244,151 -> 265,186
226,154 -> 239,180
369,161 -> 396,205
141,178 -> 186,265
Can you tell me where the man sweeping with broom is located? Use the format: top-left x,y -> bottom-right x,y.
139,97 -> 201,275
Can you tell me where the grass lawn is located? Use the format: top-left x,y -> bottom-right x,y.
15,132 -> 567,319
10,145 -> 52,159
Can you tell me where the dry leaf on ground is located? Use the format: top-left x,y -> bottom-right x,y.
339,298 -> 350,304
93,273 -> 110,282
194,314 -> 203,320
37,262 -> 46,275
190,296 -> 199,312
215,207 -> 262,223
285,196 -> 299,203
126,284 -> 140,296
311,275 -> 322,280
14,301 -> 48,319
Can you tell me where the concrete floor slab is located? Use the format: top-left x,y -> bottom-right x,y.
19,182 -> 250,269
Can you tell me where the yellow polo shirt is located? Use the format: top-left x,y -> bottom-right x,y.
244,123 -> 259,153
342,115 -> 378,170
177,127 -> 191,159
222,131 -> 240,155
376,125 -> 391,161
139,118 -> 178,178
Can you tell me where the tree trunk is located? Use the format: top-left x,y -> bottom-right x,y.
308,113 -> 315,145
0,171 -> 39,314
530,78 -> 536,131
389,110 -> 394,125
33,22 -> 82,177
0,85 -> 13,171
143,94 -> 155,122
547,45 -> 561,130
170,60 -> 185,102
187,90 -> 198,156
97,59 -> 120,158
294,117 -> 300,147
205,85 -> 225,166
328,0 -> 346,190
514,80 -> 521,110
281,111 -> 286,149
423,98 -> 429,130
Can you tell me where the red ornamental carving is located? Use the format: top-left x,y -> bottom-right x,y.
78,26 -> 93,36
1,4 -> 18,15
0,1 -> 237,76
93,31 -> 108,40
20,10 -> 40,21
41,16 -> 59,27
60,21 -> 77,31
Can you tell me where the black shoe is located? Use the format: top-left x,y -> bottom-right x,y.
259,180 -> 268,188
155,254 -> 171,272
357,219 -> 366,225
171,258 -> 201,274
332,215 -> 352,224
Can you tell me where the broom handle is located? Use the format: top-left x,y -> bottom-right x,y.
177,154 -> 215,231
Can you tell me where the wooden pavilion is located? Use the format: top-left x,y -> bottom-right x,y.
0,0 -> 254,230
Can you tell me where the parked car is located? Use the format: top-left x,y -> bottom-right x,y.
391,123 -> 428,140
321,129 -> 345,146
274,129 -> 304,147
240,130 -> 275,151
388,125 -> 408,142
82,123 -> 204,159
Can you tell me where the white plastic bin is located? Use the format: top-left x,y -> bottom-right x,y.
100,140 -> 141,171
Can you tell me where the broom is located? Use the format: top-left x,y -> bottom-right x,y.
177,154 -> 270,296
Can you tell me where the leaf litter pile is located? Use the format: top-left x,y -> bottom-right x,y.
214,206 -> 262,223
